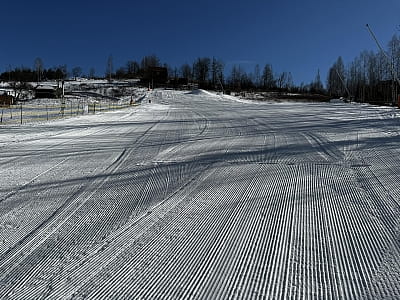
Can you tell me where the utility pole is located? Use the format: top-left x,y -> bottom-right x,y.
61,80 -> 65,116
366,24 -> 400,106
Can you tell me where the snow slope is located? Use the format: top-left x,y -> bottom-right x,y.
1,90 -> 400,299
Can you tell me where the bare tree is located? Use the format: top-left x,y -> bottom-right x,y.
126,60 -> 139,77
229,64 -> 243,90
115,67 -> 127,79
89,67 -> 96,79
310,69 -> 324,93
141,55 -> 160,70
72,66 -> 82,80
285,72 -> 294,90
327,56 -> 345,96
180,63 -> 192,81
388,34 -> 400,79
211,57 -> 224,89
163,63 -> 174,79
277,72 -> 284,89
254,64 -> 261,88
262,64 -> 275,89
193,57 -> 211,88
34,57 -> 44,82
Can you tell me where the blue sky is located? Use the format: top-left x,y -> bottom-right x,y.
1,0 -> 399,85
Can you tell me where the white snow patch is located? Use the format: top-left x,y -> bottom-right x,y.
330,98 -> 345,104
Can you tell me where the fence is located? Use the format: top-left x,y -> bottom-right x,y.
0,99 -> 135,125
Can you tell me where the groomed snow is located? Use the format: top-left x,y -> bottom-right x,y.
1,90 -> 400,299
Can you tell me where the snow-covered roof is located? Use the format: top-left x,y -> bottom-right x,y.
35,85 -> 58,90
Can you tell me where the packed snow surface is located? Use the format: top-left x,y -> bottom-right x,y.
1,90 -> 400,299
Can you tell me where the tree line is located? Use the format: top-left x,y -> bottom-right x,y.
109,55 -> 326,93
327,34 -> 400,104
1,54 -> 325,94
4,36 -> 400,104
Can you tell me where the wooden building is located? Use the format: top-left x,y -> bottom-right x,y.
34,85 -> 60,98
0,93 -> 15,106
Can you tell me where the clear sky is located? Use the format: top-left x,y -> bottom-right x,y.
1,0 -> 399,85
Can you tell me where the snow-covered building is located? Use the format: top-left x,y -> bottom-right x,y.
34,85 -> 60,98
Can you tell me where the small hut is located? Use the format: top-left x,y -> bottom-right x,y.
34,85 -> 60,98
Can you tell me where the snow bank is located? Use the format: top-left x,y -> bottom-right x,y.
186,89 -> 219,97
330,98 -> 345,104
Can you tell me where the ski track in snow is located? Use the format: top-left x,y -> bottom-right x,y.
1,90 -> 400,299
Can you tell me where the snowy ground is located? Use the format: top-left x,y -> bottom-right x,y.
0,85 -> 146,125
1,90 -> 400,299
